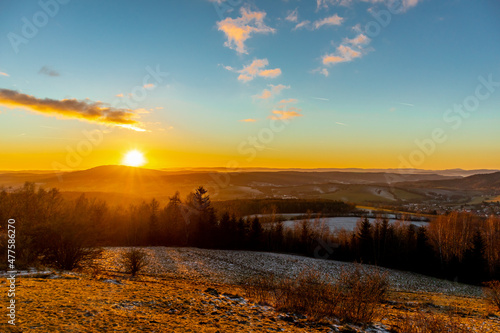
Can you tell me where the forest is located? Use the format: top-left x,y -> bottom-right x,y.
1,182 -> 499,285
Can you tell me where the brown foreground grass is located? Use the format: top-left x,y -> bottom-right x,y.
0,270 -> 499,333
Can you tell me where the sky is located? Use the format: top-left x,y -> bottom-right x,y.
0,0 -> 499,171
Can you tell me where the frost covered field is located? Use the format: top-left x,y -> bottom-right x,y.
3,247 -> 500,332
100,247 -> 481,297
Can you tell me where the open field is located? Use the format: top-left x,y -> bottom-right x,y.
2,248 -> 499,332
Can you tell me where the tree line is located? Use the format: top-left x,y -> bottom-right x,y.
0,183 -> 499,284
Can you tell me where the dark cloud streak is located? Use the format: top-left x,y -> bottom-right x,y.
0,89 -> 145,131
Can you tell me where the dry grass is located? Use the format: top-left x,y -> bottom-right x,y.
244,265 -> 389,324
392,309 -> 487,333
484,280 -> 500,312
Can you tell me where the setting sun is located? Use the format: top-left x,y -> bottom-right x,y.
122,150 -> 146,167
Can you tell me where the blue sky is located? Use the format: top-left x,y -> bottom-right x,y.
0,0 -> 499,170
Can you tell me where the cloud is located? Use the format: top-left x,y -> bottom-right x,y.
322,55 -> 346,65
237,59 -> 281,82
217,7 -> 275,54
314,14 -> 344,29
143,83 -> 155,89
220,64 -> 234,71
335,122 -> 347,126
0,89 -> 146,131
312,97 -> 330,101
285,8 -> 298,22
345,33 -> 370,46
0,72 -> 9,77
319,33 -> 371,73
294,15 -> 343,31
318,0 -> 422,12
259,68 -> 282,78
294,20 -> 311,30
254,84 -> 289,99
278,98 -> 298,105
240,118 -> 257,122
268,99 -> 302,121
38,66 -> 60,77
115,93 -> 124,97
399,102 -> 415,107
316,0 -> 352,10
323,44 -> 362,65
269,107 -> 303,120
311,67 -> 330,77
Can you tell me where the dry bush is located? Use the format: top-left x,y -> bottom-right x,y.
120,248 -> 149,276
484,280 -> 500,311
394,311 -> 471,333
274,268 -> 340,320
244,273 -> 280,306
335,266 -> 389,324
244,265 -> 388,324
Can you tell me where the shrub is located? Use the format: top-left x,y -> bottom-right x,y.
244,265 -> 389,324
484,280 -> 500,311
120,248 -> 149,276
274,268 -> 339,320
335,265 -> 389,324
244,273 -> 280,306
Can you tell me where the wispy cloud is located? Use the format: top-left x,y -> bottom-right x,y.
316,0 -> 352,10
278,98 -> 298,105
269,107 -> 303,120
335,121 -> 347,126
0,89 -> 146,131
259,68 -> 282,78
236,59 -> 281,82
312,97 -> 329,101
294,14 -> 343,30
315,32 -> 371,75
0,72 -> 10,77
311,67 -> 329,77
294,20 -> 311,30
399,102 -> 415,107
115,93 -> 124,97
285,8 -> 299,22
314,14 -> 344,29
217,7 -> 275,54
143,83 -> 155,89
240,118 -> 257,122
38,66 -> 60,77
318,0 -> 422,12
322,42 -> 364,65
345,33 -> 370,46
268,98 -> 303,120
254,84 -> 289,99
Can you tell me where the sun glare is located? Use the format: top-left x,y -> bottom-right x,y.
122,150 -> 146,167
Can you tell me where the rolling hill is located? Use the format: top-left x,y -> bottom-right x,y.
0,166 -> 498,205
